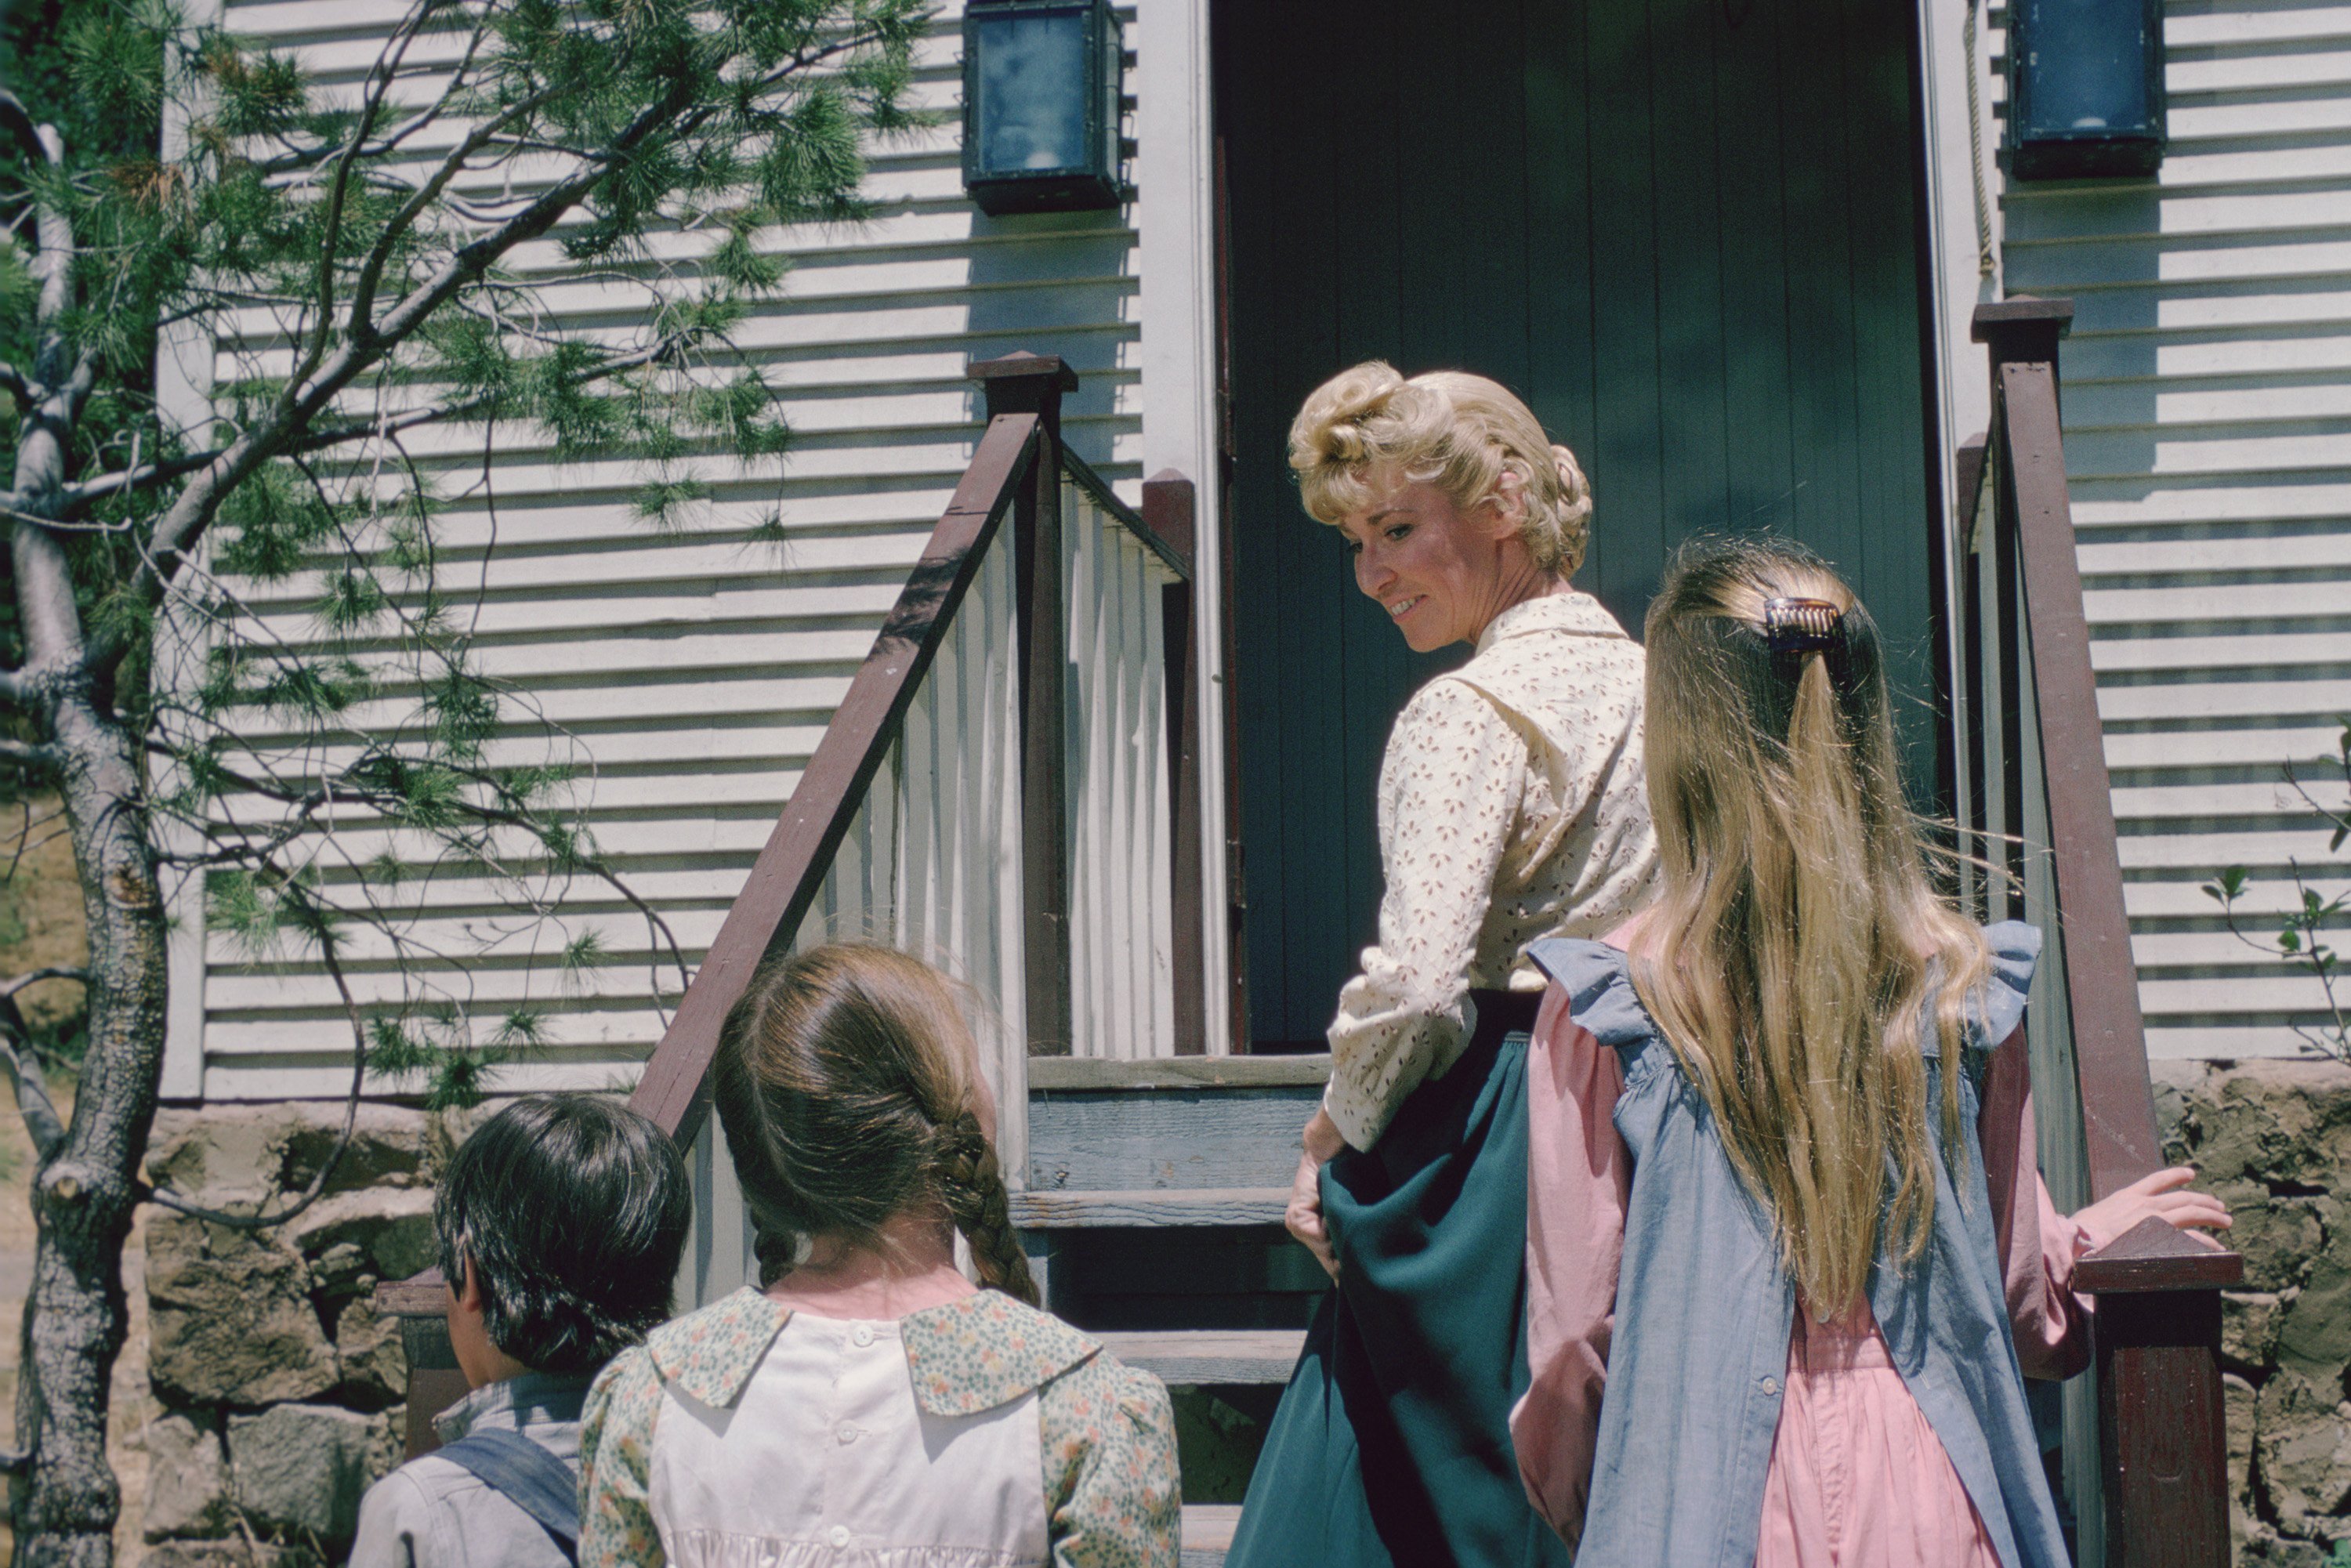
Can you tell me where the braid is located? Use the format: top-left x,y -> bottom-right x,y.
933,1110 -> 1039,1306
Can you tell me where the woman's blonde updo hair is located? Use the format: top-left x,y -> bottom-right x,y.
1287,361 -> 1594,577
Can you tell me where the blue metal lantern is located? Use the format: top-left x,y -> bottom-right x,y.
2005,0 -> 2168,179
962,0 -> 1128,215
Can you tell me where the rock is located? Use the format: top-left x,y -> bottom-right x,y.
2158,1061 -> 2351,1561
335,1293 -> 410,1405
148,1103 -> 434,1210
2277,1244 -> 2351,1378
2224,1292 -> 2285,1370
2183,1060 -> 2351,1193
281,1103 -> 431,1194
2224,1374 -> 2256,1542
226,1403 -> 392,1543
146,1106 -> 310,1210
147,1215 -> 337,1407
283,1186 -> 438,1280
2209,1179 -> 2324,1295
308,1240 -> 371,1298
142,1543 -> 321,1568
144,1413 -> 231,1541
2254,1365 -> 2351,1531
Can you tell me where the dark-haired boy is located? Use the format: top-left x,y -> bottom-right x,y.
352,1094 -> 690,1568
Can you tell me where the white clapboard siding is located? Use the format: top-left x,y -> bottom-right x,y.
187,0 -> 1147,1100
1062,473 -> 1180,1059
1998,0 -> 2351,1060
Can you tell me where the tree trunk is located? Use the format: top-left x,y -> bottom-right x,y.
9,683 -> 168,1568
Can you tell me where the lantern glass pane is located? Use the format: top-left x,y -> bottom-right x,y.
975,10 -> 1089,176
2025,0 -> 2149,132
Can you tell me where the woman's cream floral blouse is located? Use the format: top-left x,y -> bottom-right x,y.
1324,589 -> 1658,1150
578,1287 -> 1181,1568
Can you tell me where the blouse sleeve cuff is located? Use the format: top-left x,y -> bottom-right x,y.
1321,1083 -> 1385,1154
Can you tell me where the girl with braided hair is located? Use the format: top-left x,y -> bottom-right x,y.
577,943 -> 1182,1568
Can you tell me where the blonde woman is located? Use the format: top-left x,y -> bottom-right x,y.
1228,364 -> 1657,1568
1516,538 -> 2229,1563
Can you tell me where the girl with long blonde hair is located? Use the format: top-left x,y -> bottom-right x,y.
1512,537 -> 2228,1565
577,944 -> 1182,1568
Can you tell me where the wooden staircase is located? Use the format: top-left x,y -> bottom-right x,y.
373,324 -> 2245,1563
1017,1052 -> 1328,1565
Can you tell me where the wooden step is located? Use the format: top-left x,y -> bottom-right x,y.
1096,1328 -> 1305,1385
1010,1187 -> 1289,1229
1027,1059 -> 1324,1193
1182,1503 -> 1241,1568
1029,1055 -> 1330,1091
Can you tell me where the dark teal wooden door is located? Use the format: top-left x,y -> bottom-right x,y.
1215,0 -> 1940,1048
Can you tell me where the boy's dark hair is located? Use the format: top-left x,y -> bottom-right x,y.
433,1095 -> 690,1375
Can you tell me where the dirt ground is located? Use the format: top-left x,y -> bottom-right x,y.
0,796 -> 156,1560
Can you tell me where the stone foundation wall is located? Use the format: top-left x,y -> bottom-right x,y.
2155,1059 -> 2351,1565
139,1103 -> 457,1566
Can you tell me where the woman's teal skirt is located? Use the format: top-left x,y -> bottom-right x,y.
1225,998 -> 1577,1568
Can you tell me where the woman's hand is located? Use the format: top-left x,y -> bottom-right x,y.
2072,1167 -> 2234,1255
1287,1110 -> 1349,1281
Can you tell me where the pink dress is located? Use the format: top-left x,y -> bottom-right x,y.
1512,960 -> 2096,1566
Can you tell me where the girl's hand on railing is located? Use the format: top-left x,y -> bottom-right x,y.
2073,1166 -> 2234,1255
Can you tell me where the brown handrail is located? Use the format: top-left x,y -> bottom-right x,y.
1969,298 -> 2241,1567
376,361 -> 1067,1459
627,405 -> 1043,1143
1067,447 -> 1192,580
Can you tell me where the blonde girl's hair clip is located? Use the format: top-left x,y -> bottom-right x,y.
1762,596 -> 1845,656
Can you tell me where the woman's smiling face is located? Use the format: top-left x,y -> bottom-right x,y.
1335,469 -> 1526,654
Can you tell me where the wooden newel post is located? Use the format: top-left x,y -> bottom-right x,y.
2077,1230 -> 2241,1568
1971,298 -> 2242,1567
1143,473 -> 1206,1056
969,353 -> 1078,1057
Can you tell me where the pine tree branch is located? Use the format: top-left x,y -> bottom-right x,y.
344,78 -> 570,346
92,77 -> 694,682
0,89 -> 49,171
295,335 -> 681,451
285,2 -> 435,401
0,969 -> 86,1001
55,450 -> 223,511
0,997 -> 67,1163
188,744 -> 695,1000
92,5 -> 912,679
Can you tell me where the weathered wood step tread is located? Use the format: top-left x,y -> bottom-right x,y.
1183,1503 -> 1241,1568
1096,1328 -> 1306,1385
1030,1054 -> 1331,1092
1009,1187 -> 1289,1228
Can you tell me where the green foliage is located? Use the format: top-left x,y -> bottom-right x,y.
2204,718 -> 2351,1060
5,0 -> 923,1114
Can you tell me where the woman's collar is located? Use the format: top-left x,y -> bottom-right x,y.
1475,588 -> 1625,654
